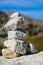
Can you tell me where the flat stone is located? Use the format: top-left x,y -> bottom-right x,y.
2,48 -> 21,59
8,30 -> 27,39
3,39 -> 27,54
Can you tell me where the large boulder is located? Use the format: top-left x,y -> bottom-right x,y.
4,39 -> 37,55
3,39 -> 27,54
0,52 -> 43,65
2,49 -> 20,59
8,30 -> 27,39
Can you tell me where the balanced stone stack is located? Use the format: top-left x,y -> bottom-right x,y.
2,12 -> 37,59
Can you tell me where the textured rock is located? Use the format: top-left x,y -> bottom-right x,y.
3,39 -> 37,55
0,52 -> 43,65
10,12 -> 19,18
29,43 -> 37,53
4,14 -> 24,31
3,39 -> 27,54
4,39 -> 17,51
2,49 -> 21,59
8,31 -> 27,39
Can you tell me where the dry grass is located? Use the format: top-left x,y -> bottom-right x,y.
24,36 -> 43,52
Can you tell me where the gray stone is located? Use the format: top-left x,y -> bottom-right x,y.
15,40 -> 28,54
28,43 -> 37,54
8,30 -> 27,39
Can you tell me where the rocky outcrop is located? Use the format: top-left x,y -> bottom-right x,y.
0,52 -> 43,65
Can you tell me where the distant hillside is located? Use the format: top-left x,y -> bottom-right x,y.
0,11 -> 43,51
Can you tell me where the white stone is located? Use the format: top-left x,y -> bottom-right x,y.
4,16 -> 23,31
4,39 -> 17,52
3,39 -> 27,54
8,31 -> 27,39
10,12 -> 19,19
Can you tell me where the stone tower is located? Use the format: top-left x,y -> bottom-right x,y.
2,12 -> 37,59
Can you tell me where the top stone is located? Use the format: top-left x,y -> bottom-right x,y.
10,12 -> 20,19
4,12 -> 24,31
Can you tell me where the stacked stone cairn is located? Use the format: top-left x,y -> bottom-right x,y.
2,12 -> 37,59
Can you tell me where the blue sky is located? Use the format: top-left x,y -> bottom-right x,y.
0,0 -> 43,20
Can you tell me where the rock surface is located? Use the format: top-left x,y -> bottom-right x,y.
3,39 -> 37,55
4,13 -> 24,31
8,30 -> 27,39
10,12 -> 20,18
0,52 -> 43,65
